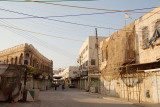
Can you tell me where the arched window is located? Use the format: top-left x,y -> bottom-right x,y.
24,60 -> 28,65
11,58 -> 13,64
25,53 -> 30,58
15,57 -> 17,64
19,53 -> 23,64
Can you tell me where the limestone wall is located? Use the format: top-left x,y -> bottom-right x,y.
135,6 -> 160,64
0,43 -> 53,75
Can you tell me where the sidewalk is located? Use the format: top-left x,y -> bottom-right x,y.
86,92 -> 160,107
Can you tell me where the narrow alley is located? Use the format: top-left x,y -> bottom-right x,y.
0,87 -> 140,107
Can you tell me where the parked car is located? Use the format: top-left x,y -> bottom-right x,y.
69,84 -> 75,88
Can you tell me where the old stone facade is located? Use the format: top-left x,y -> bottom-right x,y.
77,36 -> 106,92
0,43 -> 53,90
0,43 -> 53,74
99,6 -> 160,104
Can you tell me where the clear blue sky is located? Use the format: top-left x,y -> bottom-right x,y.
0,0 -> 159,70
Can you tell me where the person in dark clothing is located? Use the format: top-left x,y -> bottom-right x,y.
55,85 -> 57,90
62,83 -> 65,90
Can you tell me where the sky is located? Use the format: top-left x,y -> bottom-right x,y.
0,0 -> 159,70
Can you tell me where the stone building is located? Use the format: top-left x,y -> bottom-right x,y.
99,6 -> 160,104
59,66 -> 79,87
99,21 -> 135,95
77,36 -> 106,92
0,43 -> 53,90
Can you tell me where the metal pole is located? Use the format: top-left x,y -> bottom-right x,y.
95,28 -> 100,93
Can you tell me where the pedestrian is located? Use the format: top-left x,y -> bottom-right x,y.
55,84 -> 57,90
62,83 -> 65,90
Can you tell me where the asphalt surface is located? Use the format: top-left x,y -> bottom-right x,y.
0,87 -> 154,107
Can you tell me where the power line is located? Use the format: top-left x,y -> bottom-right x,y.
0,7 -> 158,32
0,24 -> 84,42
1,0 -> 94,2
29,0 -> 160,14
0,19 -> 78,59
0,8 -> 120,31
0,7 -> 157,19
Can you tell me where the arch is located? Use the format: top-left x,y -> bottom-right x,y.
19,53 -> 23,64
24,60 -> 29,65
11,58 -> 14,64
33,59 -> 38,67
30,55 -> 32,66
25,53 -> 30,58
15,57 -> 18,64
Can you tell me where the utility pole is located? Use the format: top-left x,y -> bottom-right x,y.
95,28 -> 101,93
95,28 -> 99,73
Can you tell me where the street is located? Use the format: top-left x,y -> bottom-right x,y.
0,87 -> 138,107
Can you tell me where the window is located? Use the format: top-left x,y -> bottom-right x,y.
15,57 -> 17,64
11,58 -> 13,64
24,60 -> 28,65
91,59 -> 95,65
25,53 -> 30,58
142,27 -> 149,47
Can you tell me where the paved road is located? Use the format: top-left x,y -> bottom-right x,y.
0,87 -> 140,107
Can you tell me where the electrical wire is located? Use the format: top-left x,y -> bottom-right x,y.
0,19 -> 78,59
1,0 -> 94,2
0,8 -> 120,31
29,0 -> 160,14
0,8 -> 157,32
0,24 -> 84,42
0,6 -> 157,19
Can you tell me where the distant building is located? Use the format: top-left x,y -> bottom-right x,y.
60,66 -> 79,87
0,43 -> 53,90
77,36 -> 106,92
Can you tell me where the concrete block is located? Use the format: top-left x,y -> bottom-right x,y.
26,89 -> 39,101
